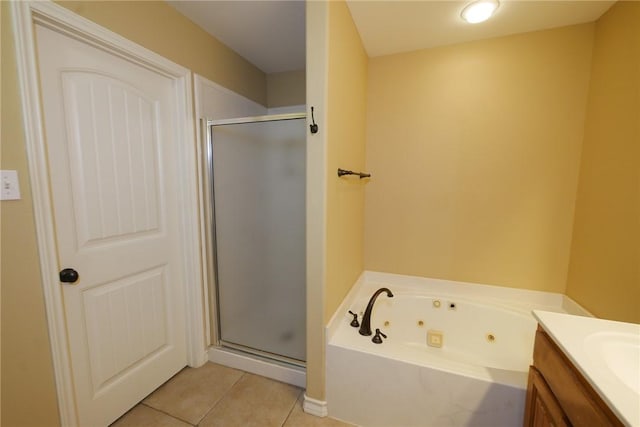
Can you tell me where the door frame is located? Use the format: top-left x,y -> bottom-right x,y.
10,2 -> 207,425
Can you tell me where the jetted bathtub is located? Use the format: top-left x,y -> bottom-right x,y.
326,272 -> 590,427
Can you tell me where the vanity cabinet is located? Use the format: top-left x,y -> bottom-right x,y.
523,326 -> 623,427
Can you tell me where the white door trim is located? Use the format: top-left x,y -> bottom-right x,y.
10,2 -> 207,425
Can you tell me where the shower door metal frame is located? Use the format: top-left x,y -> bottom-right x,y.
201,113 -> 307,368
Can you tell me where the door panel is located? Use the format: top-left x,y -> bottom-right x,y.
83,266 -> 168,392
36,23 -> 186,426
61,71 -> 162,246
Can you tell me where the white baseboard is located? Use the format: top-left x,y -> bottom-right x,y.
303,394 -> 328,417
208,346 -> 305,388
189,350 -> 209,368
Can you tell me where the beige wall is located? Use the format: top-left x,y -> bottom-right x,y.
364,24 -> 595,293
56,1 -> 267,105
325,1 -> 368,322
267,70 -> 306,108
304,0 -> 367,401
1,3 -> 61,426
0,2 -> 268,424
566,2 -> 640,323
304,0 -> 328,401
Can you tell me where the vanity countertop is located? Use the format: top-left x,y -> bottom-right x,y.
533,310 -> 640,427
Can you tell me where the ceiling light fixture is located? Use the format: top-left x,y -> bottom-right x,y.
461,0 -> 499,24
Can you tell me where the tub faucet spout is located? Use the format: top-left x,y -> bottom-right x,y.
359,287 -> 394,336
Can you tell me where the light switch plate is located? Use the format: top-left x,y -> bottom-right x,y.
1,170 -> 22,200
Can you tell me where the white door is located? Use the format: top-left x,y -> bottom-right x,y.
35,24 -> 188,426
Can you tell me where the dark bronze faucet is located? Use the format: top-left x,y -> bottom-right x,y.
359,287 -> 394,336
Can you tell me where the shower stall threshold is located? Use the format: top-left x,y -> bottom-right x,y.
208,345 -> 306,388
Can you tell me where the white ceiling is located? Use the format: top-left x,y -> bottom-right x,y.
347,1 -> 616,57
168,0 -> 615,74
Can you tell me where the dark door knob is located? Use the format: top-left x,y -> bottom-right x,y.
59,268 -> 79,283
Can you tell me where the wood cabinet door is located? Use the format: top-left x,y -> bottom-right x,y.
524,367 -> 571,427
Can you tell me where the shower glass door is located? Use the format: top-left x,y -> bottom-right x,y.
208,114 -> 306,364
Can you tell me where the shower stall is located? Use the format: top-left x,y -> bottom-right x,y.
202,113 -> 306,380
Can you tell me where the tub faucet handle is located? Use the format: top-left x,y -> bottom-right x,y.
348,310 -> 360,328
372,328 -> 387,344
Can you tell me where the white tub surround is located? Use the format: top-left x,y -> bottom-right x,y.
326,271 -> 589,427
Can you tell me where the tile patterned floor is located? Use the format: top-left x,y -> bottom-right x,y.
111,362 -> 354,427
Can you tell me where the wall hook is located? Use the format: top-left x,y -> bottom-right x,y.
310,106 -> 318,134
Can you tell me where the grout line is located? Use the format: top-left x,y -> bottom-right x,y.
281,389 -> 304,427
139,403 -> 196,426
193,371 -> 247,426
